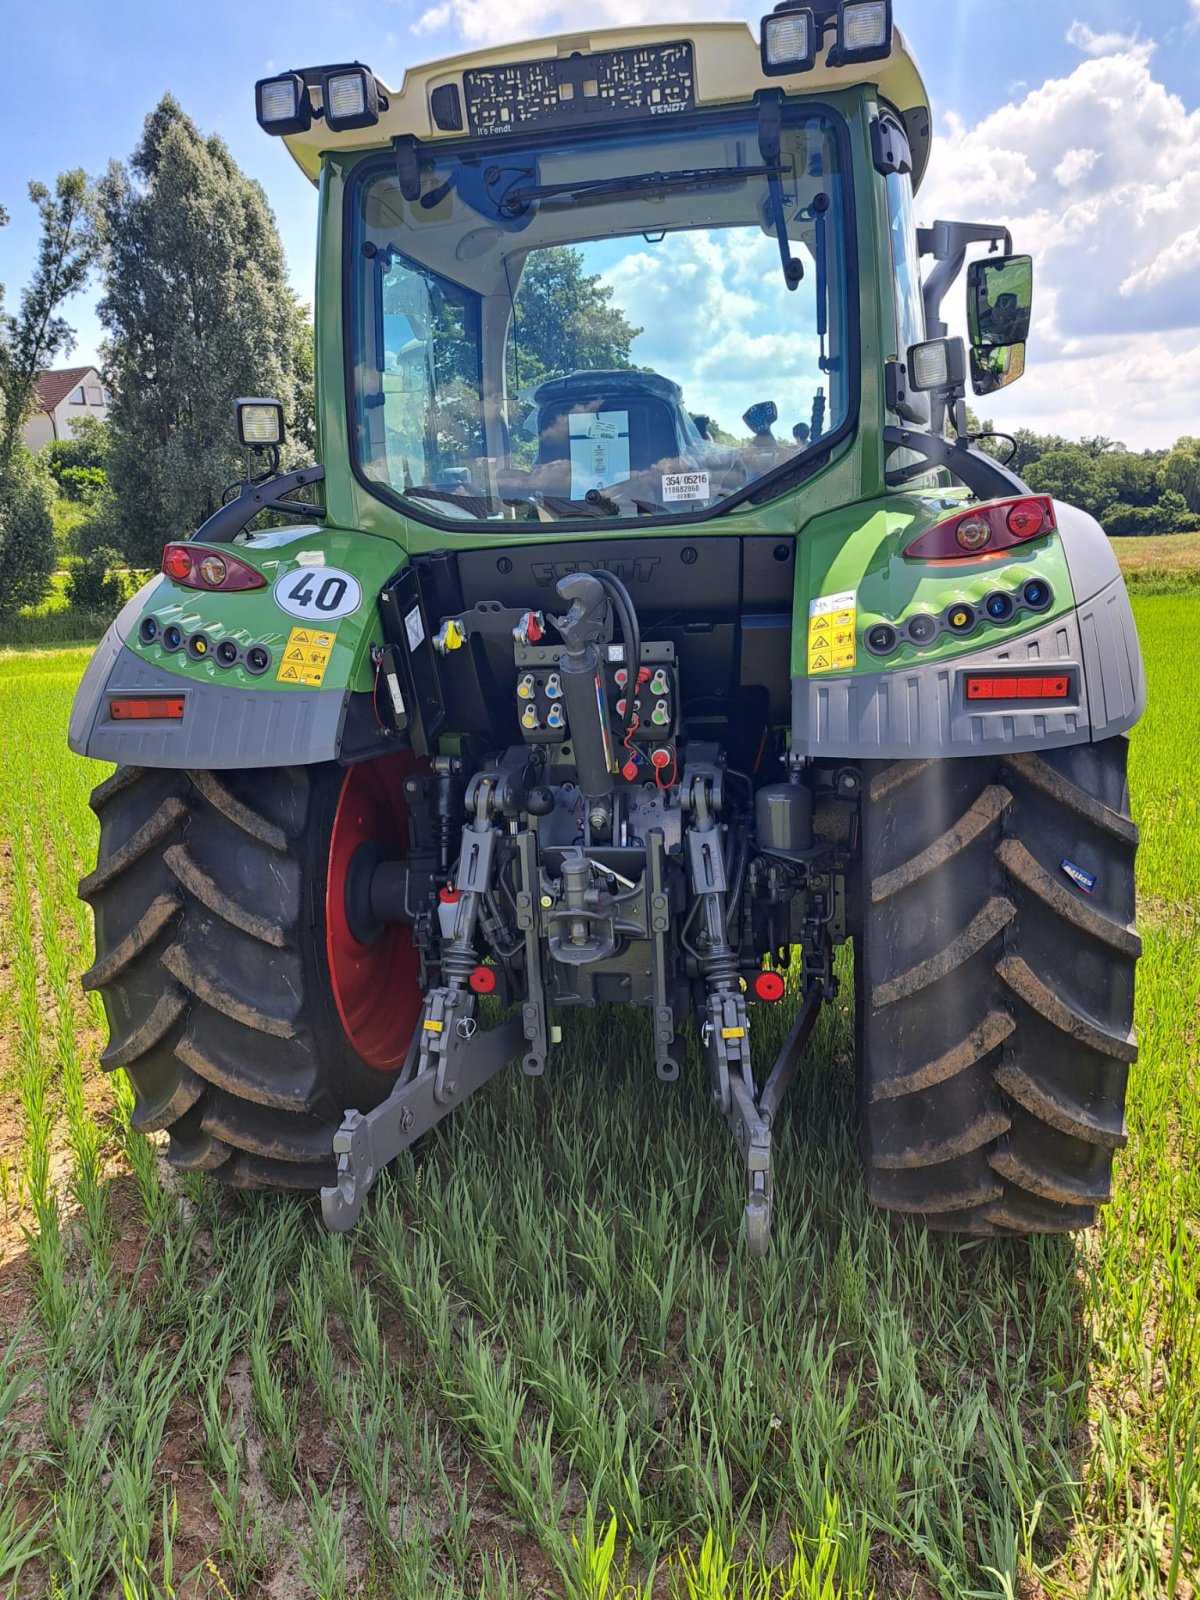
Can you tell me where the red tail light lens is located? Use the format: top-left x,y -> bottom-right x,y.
1005,499 -> 1048,538
161,543 -> 266,591
162,545 -> 194,581
904,497 -> 1056,561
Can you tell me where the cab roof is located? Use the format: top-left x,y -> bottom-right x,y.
278,19 -> 931,189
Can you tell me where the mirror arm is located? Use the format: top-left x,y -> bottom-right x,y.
884,426 -> 1028,499
918,220 -> 1013,337
190,465 -> 327,545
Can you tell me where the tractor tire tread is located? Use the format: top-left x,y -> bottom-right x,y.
163,844 -> 287,947
83,764 -> 400,1193
858,738 -> 1138,1235
79,797 -> 189,899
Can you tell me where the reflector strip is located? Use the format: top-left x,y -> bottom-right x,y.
965,675 -> 1071,701
109,697 -> 185,721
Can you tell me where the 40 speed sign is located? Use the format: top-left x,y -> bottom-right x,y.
273,566 -> 362,621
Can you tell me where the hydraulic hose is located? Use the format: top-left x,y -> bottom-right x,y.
592,570 -> 641,741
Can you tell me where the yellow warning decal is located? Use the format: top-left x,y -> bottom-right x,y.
277,624 -> 337,687
807,589 -> 857,674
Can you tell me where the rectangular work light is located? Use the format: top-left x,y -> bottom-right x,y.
834,0 -> 892,63
255,72 -> 311,136
761,5 -> 817,74
907,337 -> 966,393
321,66 -> 381,131
235,397 -> 285,448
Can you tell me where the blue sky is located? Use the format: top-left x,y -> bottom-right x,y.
2,0 -> 1198,446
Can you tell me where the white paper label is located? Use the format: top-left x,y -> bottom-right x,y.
568,410 -> 630,496
662,471 -> 710,503
404,605 -> 425,652
808,589 -> 857,618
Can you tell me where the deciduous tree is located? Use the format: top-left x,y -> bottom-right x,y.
509,248 -> 642,390
0,173 -> 96,616
1162,436 -> 1200,514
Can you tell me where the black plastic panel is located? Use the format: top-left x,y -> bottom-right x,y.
411,538 -> 796,759
457,537 -> 740,617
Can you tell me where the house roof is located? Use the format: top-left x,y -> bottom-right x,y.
33,366 -> 98,414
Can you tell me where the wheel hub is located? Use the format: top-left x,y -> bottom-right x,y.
325,754 -> 423,1070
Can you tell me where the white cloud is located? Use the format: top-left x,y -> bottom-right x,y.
1120,224 -> 1200,295
411,0 -> 735,45
918,40 -> 1200,445
1066,20 -> 1142,56
600,228 -> 829,432
1052,147 -> 1100,187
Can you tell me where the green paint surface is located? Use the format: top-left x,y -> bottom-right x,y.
791,493 -> 1075,677
124,525 -> 408,695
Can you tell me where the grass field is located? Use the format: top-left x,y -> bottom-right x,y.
0,598 -> 1196,1599
1111,534 -> 1200,595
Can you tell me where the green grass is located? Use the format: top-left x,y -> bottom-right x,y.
0,604 -> 1196,1598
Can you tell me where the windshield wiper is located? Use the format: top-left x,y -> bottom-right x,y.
755,90 -> 803,291
498,164 -> 784,215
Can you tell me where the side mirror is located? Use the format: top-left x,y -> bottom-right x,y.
970,342 -> 1026,396
235,397 -> 285,448
967,254 -> 1032,348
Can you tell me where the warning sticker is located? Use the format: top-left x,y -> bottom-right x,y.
807,589 -> 857,673
662,471 -> 710,503
404,605 -> 424,652
277,625 -> 337,687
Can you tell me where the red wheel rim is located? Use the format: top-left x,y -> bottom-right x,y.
326,753 -> 423,1070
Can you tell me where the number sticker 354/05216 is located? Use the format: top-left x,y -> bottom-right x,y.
273,566 -> 362,621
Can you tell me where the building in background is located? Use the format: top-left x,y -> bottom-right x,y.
22,366 -> 109,451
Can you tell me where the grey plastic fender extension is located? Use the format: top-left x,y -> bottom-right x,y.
791,575 -> 1145,761
69,591 -> 349,770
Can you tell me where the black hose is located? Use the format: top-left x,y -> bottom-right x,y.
592,570 -> 641,741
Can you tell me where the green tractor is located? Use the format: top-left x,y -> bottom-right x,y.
71,3 -> 1143,1253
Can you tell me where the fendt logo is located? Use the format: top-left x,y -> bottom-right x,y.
529,557 -> 662,587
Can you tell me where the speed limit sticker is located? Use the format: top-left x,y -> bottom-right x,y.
273,566 -> 362,621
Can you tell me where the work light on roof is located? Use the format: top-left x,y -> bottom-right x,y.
834,0 -> 892,63
321,66 -> 381,131
255,72 -> 311,136
761,5 -> 817,75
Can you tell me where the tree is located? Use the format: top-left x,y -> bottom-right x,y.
0,172 -> 96,616
1162,436 -> 1200,513
1024,447 -> 1109,518
97,97 -> 299,566
0,450 -> 56,616
44,414 -> 110,499
290,303 -> 316,457
509,248 -> 642,390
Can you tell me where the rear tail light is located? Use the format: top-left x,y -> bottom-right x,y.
109,696 -> 185,721
161,543 -> 267,591
904,497 -> 1056,560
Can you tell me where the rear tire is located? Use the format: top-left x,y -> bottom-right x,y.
81,759 -> 420,1190
855,738 -> 1140,1233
